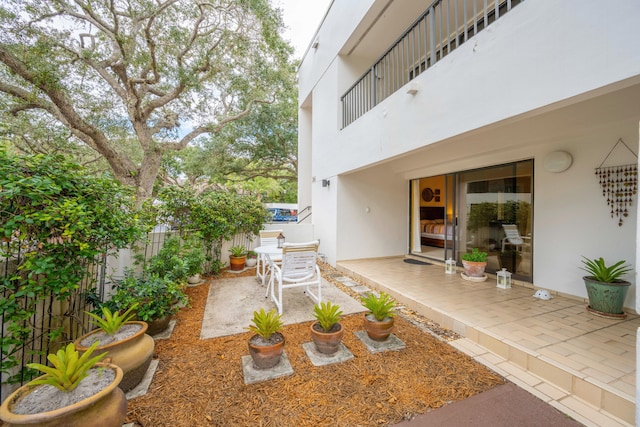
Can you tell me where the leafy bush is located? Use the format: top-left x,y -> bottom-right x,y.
0,151 -> 147,384
103,270 -> 188,323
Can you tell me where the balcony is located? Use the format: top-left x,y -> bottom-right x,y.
341,0 -> 524,128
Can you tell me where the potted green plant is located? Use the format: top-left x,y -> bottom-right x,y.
310,301 -> 344,355
498,249 -> 522,273
580,256 -> 633,319
361,292 -> 396,341
144,236 -> 188,284
182,234 -> 207,284
0,342 -> 127,426
105,270 -> 189,335
74,304 -> 155,392
245,250 -> 258,268
461,248 -> 488,278
229,245 -> 248,271
247,308 -> 285,369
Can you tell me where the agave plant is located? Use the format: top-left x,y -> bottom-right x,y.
580,256 -> 632,283
26,341 -> 105,392
361,292 -> 397,321
248,308 -> 283,340
86,303 -> 138,335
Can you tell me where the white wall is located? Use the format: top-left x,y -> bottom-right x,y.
303,0 -> 640,182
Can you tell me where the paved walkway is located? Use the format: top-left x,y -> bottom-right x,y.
337,257 -> 637,427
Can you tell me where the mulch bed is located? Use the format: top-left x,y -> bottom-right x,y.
126,266 -> 504,426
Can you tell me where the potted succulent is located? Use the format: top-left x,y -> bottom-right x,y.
247,308 -> 285,369
361,292 -> 397,341
74,304 -> 155,392
245,250 -> 258,268
105,269 -> 189,335
461,248 -> 488,278
580,256 -> 633,319
310,301 -> 344,355
229,245 -> 248,271
0,342 -> 127,426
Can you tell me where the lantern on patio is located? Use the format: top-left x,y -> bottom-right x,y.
497,268 -> 512,289
277,232 -> 285,248
445,258 -> 456,274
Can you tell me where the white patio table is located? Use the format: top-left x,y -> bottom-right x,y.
253,245 -> 282,288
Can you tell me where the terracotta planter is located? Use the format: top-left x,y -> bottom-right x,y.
363,314 -> 395,341
0,363 -> 126,427
229,255 -> 246,271
310,322 -> 344,355
74,321 -> 154,392
583,276 -> 631,319
248,332 -> 284,369
461,260 -> 487,277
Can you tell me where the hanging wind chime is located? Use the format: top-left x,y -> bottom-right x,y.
594,138 -> 638,226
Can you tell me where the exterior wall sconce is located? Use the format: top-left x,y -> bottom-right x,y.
322,179 -> 330,187
277,232 -> 285,248
311,38 -> 319,49
543,150 -> 572,173
445,258 -> 456,274
497,268 -> 512,289
406,82 -> 419,95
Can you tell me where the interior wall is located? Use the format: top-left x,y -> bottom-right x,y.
419,176 -> 445,208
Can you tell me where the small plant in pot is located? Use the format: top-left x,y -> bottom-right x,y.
74,304 -> 155,392
310,301 -> 344,355
461,248 -> 488,278
245,250 -> 258,268
229,245 -> 248,271
0,342 -> 127,426
580,256 -> 633,319
182,234 -> 206,284
361,292 -> 396,341
247,308 -> 285,369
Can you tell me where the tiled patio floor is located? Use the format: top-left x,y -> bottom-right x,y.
336,256 -> 638,427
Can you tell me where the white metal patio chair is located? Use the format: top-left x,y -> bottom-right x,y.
256,229 -> 283,286
268,240 -> 321,314
501,224 -> 524,252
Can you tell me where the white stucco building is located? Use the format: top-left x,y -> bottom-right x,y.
298,0 -> 639,422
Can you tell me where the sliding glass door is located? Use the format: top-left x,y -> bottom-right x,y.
411,160 -> 533,281
456,160 -> 533,280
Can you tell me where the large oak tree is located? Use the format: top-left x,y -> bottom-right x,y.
0,0 -> 293,201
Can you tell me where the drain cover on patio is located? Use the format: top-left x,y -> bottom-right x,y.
403,259 -> 431,265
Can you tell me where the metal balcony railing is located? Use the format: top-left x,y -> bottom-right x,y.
340,0 -> 523,128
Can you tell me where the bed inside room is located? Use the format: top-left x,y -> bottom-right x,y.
419,206 -> 453,248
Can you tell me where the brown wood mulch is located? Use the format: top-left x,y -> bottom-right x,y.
126,265 -> 504,427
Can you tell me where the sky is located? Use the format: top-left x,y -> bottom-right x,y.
276,0 -> 332,59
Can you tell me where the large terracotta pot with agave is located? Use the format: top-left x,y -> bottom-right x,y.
74,321 -> 154,392
0,363 -> 126,427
